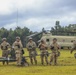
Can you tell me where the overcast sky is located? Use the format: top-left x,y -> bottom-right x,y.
0,0 -> 76,31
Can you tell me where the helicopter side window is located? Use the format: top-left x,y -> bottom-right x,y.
71,40 -> 73,42
46,39 -> 49,42
71,40 -> 75,42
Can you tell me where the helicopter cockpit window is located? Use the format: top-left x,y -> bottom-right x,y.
46,39 -> 49,42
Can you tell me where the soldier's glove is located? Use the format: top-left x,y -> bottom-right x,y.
1,46 -> 3,50
16,45 -> 20,48
28,46 -> 32,49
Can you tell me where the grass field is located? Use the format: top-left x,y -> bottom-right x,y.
0,49 -> 76,75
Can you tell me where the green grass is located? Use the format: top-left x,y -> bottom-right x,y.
0,49 -> 76,75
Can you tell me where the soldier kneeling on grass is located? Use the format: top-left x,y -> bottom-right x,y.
50,38 -> 60,65
38,39 -> 49,65
20,48 -> 29,66
21,56 -> 29,66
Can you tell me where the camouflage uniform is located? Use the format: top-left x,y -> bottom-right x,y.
13,37 -> 23,66
0,38 -> 10,65
50,39 -> 59,65
26,39 -> 37,65
71,40 -> 76,54
38,41 -> 48,65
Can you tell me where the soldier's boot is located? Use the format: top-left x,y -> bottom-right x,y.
41,57 -> 44,65
54,60 -> 57,65
50,57 -> 53,65
34,57 -> 37,65
17,58 -> 21,66
45,56 -> 48,65
46,60 -> 48,65
54,55 -> 57,65
34,60 -> 37,65
2,61 -> 5,65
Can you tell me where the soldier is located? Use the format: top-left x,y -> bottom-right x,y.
70,40 -> 76,54
50,38 -> 60,65
12,36 -> 23,66
0,38 -> 10,65
38,40 -> 48,65
26,37 -> 37,65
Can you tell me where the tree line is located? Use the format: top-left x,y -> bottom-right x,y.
0,24 -> 76,47
0,27 -> 33,47
51,24 -> 76,36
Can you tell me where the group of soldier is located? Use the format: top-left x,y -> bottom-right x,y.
0,36 -> 76,66
0,36 -> 60,66
0,37 -> 23,66
27,37 -> 60,65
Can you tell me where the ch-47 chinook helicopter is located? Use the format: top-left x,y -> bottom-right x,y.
41,31 -> 76,49
27,29 -> 76,49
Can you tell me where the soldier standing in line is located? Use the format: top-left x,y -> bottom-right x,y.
0,38 -> 10,65
26,37 -> 37,65
50,38 -> 60,65
38,40 -> 48,65
13,36 -> 23,66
